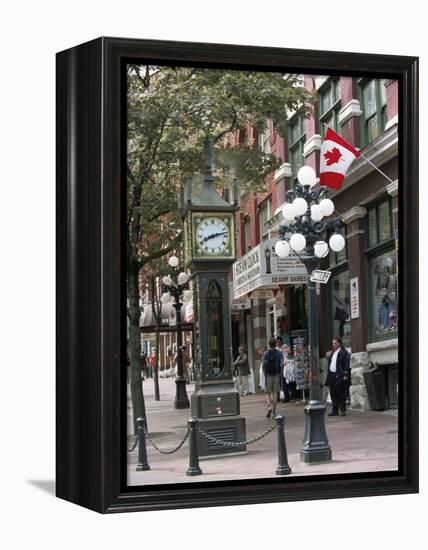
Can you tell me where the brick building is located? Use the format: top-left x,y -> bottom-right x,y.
231,75 -> 399,410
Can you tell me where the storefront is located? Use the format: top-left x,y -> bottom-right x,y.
139,298 -> 194,373
232,237 -> 307,388
233,171 -> 399,411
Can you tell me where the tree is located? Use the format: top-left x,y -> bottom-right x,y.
141,258 -> 171,402
127,65 -> 311,433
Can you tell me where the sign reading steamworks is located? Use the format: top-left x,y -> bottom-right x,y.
233,238 -> 307,299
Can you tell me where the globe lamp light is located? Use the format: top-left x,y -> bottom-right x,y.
290,233 -> 306,252
314,241 -> 329,258
329,233 -> 346,252
293,197 -> 308,216
168,255 -> 179,268
282,202 -> 296,222
311,204 -> 323,222
297,165 -> 317,187
275,240 -> 291,258
319,198 -> 335,217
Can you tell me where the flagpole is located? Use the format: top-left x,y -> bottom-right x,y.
358,152 -> 395,184
322,123 -> 395,184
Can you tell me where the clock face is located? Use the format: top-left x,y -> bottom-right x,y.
195,217 -> 230,255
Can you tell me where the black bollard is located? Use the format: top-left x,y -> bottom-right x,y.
275,414 -> 292,475
186,417 -> 202,476
136,417 -> 150,472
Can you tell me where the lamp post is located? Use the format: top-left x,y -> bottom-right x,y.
275,166 -> 345,463
162,255 -> 190,409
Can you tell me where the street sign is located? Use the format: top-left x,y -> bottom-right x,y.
310,270 -> 331,284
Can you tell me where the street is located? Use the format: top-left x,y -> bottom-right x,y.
127,377 -> 398,486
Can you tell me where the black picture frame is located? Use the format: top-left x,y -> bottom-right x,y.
56,37 -> 418,513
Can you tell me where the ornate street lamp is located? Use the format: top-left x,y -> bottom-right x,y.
275,165 -> 345,463
162,255 -> 190,409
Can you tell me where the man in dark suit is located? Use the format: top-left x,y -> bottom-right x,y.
325,336 -> 350,416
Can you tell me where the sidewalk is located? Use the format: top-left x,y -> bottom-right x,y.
127,378 -> 398,486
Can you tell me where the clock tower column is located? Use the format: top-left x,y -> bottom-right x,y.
182,140 -> 247,458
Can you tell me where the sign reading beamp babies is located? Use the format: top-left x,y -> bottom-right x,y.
233,238 -> 307,299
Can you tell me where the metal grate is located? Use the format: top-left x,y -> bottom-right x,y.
206,427 -> 236,448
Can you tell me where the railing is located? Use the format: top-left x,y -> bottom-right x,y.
129,414 -> 292,477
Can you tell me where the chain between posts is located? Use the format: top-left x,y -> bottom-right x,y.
131,423 -> 277,452
143,426 -> 190,455
127,436 -> 139,452
198,423 -> 276,448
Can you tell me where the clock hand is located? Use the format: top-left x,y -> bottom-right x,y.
202,231 -> 228,243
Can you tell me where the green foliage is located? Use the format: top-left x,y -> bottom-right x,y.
126,64 -> 312,427
127,64 -> 312,270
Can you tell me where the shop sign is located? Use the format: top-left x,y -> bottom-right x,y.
228,282 -> 251,310
231,297 -> 251,310
310,270 -> 331,284
350,277 -> 360,319
232,238 -> 307,299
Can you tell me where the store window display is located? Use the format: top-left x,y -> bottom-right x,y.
371,250 -> 398,336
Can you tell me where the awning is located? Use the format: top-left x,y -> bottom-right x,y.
140,296 -> 194,329
232,237 -> 307,299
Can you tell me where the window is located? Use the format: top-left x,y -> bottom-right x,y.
369,250 -> 398,337
367,198 -> 392,247
206,280 -> 225,376
289,286 -> 307,330
239,128 -> 247,145
243,215 -> 252,252
328,225 -> 350,347
318,78 -> 341,134
258,121 -> 271,154
366,198 -> 397,340
330,270 -> 351,349
288,115 -> 306,182
259,197 -> 272,242
359,79 -> 388,145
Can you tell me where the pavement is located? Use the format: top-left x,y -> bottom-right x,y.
127,378 -> 398,486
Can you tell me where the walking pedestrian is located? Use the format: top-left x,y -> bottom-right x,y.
234,345 -> 250,396
148,349 -> 155,378
325,336 -> 351,416
140,351 -> 148,379
262,338 -> 282,418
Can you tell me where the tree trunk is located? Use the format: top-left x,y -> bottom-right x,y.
128,266 -> 146,434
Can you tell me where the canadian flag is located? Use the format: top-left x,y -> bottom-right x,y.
320,128 -> 360,189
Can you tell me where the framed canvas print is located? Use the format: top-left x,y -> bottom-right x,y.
56,37 -> 418,513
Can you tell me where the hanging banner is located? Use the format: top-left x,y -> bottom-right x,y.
233,238 -> 307,299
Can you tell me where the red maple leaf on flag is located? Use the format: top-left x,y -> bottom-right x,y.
324,147 -> 343,166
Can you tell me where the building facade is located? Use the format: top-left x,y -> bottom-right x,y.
232,75 -> 399,410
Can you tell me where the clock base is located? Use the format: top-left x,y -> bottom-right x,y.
193,416 -> 247,459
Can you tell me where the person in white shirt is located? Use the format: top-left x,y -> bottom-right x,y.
325,336 -> 350,416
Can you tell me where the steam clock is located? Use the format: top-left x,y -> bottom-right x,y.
182,140 -> 247,458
